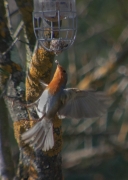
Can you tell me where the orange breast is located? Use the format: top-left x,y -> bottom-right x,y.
47,64 -> 66,95
48,77 -> 64,95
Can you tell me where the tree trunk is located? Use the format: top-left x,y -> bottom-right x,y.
0,0 -> 63,179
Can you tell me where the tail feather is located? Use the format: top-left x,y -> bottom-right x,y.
35,133 -> 47,150
30,129 -> 45,147
34,123 -> 53,151
21,118 -> 54,151
42,125 -> 54,151
24,126 -> 42,144
22,123 -> 42,141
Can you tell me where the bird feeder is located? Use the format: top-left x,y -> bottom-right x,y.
33,0 -> 77,54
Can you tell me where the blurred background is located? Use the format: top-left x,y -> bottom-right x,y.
1,0 -> 128,179
58,0 -> 128,179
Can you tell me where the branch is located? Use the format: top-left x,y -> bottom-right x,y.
0,97 -> 15,179
77,46 -> 128,90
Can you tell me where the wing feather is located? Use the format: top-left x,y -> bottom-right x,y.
37,89 -> 49,118
58,89 -> 109,119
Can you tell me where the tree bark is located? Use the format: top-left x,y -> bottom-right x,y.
0,0 -> 63,179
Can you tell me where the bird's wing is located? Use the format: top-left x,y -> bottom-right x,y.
58,88 -> 110,119
37,89 -> 50,118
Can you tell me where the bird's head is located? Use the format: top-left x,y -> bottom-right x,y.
53,60 -> 67,85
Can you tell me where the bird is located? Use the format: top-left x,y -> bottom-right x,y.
21,60 -> 109,151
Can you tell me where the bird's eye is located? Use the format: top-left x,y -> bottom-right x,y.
63,70 -> 66,73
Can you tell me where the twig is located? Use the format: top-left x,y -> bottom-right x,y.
77,46 -> 128,89
13,21 -> 24,39
63,139 -> 128,169
2,37 -> 18,56
63,145 -> 114,168
4,0 -> 24,38
63,130 -> 119,140
4,0 -> 13,36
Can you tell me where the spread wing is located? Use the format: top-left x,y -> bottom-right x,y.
36,89 -> 49,118
58,88 -> 109,119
